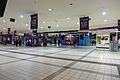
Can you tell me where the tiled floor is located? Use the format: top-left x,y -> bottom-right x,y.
0,46 -> 120,80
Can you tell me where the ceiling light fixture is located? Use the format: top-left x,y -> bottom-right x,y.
20,15 -> 24,18
67,17 -> 70,20
102,12 -> 106,15
77,22 -> 79,25
3,20 -> 5,22
40,27 -> 43,28
104,19 -> 107,22
56,25 -> 59,27
43,21 -> 45,23
3,28 -> 6,29
26,24 -> 28,26
48,8 -> 52,11
28,28 -> 30,30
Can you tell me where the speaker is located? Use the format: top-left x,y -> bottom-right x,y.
48,26 -> 51,29
10,18 -> 15,22
0,0 -> 8,17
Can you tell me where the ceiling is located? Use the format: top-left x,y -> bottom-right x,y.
0,0 -> 120,33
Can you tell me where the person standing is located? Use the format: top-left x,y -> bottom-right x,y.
51,35 -> 54,46
15,38 -> 18,47
19,38 -> 22,47
58,34 -> 61,46
3,37 -> 7,45
73,37 -> 76,47
54,35 -> 57,46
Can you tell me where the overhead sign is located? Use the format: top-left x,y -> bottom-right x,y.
80,17 -> 90,30
30,14 -> 38,29
0,0 -> 8,17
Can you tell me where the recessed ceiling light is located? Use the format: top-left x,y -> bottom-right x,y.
20,15 -> 24,18
102,12 -> 106,15
77,22 -> 79,25
104,19 -> 107,22
40,27 -> 43,28
56,25 -> 59,27
43,21 -> 45,23
28,28 -> 31,30
67,17 -> 70,20
26,24 -> 28,26
3,20 -> 5,22
48,8 -> 52,11
3,28 -> 6,29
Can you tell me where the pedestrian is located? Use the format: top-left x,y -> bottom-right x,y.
73,37 -> 76,47
54,35 -> 57,46
15,39 -> 18,47
19,38 -> 22,46
58,34 -> 61,46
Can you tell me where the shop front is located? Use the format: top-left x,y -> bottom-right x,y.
96,29 -> 118,49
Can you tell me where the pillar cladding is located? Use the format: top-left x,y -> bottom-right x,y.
118,20 -> 120,40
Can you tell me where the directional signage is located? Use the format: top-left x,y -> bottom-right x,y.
30,14 -> 38,29
80,17 -> 90,30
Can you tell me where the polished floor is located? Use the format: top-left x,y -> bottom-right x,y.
0,46 -> 120,80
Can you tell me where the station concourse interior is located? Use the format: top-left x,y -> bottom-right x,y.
0,0 -> 120,80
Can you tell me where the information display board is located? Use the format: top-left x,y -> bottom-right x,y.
80,17 -> 90,30
30,14 -> 38,29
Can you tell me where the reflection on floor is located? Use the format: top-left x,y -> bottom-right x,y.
0,46 -> 119,80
